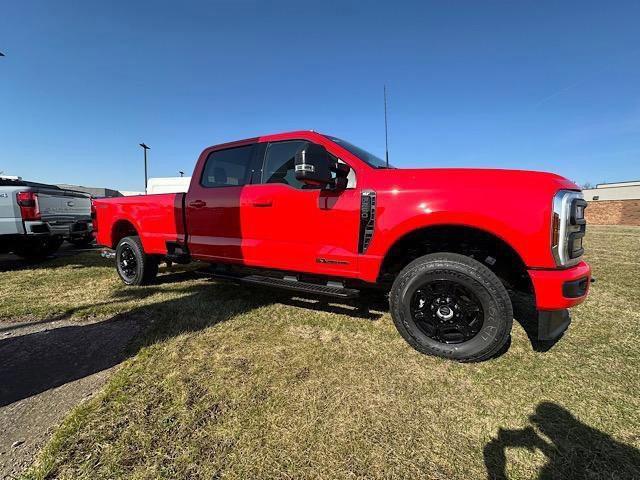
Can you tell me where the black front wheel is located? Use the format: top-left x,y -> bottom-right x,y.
389,253 -> 513,362
115,236 -> 158,286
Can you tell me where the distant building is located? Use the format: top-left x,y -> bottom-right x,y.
119,190 -> 146,196
146,176 -> 191,194
583,180 -> 640,226
55,184 -> 123,198
583,181 -> 640,201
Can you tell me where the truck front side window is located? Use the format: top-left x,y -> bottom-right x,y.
263,141 -> 310,189
263,140 -> 355,190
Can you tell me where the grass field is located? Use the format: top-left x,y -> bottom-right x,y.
2,226 -> 639,479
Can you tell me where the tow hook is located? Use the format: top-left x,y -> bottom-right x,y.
101,248 -> 116,259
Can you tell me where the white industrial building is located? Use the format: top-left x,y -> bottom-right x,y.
583,181 -> 640,201
146,176 -> 191,194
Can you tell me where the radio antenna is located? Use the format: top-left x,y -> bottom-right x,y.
384,84 -> 390,167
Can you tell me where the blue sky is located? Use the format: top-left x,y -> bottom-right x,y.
1,1 -> 639,191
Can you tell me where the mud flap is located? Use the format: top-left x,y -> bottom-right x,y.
538,309 -> 571,341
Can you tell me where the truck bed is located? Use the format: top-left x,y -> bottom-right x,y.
93,193 -> 185,254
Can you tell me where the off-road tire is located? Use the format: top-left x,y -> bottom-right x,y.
389,252 -> 513,362
115,236 -> 159,286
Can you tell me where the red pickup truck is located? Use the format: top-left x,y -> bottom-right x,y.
94,130 -> 591,362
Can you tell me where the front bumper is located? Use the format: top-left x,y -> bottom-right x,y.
528,261 -> 591,341
528,261 -> 591,310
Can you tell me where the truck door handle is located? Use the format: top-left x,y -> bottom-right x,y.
189,200 -> 206,208
252,199 -> 273,207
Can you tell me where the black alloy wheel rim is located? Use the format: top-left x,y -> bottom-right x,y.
410,280 -> 484,344
119,244 -> 138,280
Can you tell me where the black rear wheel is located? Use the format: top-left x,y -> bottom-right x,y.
116,236 -> 158,286
390,252 -> 513,362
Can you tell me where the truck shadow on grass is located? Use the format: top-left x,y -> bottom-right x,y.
0,280 -> 274,408
216,285 -> 559,352
0,270 -> 202,338
269,288 -> 556,355
272,293 -> 385,321
484,402 -> 640,479
0,247 -> 104,273
0,269 -> 562,408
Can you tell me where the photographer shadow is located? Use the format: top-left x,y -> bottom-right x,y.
484,402 -> 640,479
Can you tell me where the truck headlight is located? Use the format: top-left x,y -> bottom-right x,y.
551,191 -> 586,267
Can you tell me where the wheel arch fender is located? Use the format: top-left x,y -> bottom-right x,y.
376,212 -> 529,267
110,217 -> 141,249
374,216 -> 532,292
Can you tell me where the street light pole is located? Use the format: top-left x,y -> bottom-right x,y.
139,143 -> 150,193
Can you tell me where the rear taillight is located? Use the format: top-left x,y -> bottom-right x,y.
16,191 -> 41,221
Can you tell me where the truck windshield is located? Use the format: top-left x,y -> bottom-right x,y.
325,136 -> 392,169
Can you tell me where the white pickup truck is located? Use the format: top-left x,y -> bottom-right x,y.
0,177 -> 93,259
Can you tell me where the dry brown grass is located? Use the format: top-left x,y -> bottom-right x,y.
6,226 -> 639,479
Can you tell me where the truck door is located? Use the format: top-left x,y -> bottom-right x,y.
240,140 -> 361,277
185,143 -> 256,261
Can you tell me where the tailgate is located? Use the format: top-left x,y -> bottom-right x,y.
0,187 -> 24,235
36,189 -> 91,223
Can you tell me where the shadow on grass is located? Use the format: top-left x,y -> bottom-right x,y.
0,251 -> 570,409
0,248 -> 105,273
0,277 -> 199,336
0,280 -> 274,408
270,289 -> 385,321
484,402 -> 640,479
0,257 -> 392,408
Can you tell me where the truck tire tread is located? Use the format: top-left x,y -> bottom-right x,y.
389,252 -> 513,362
116,235 -> 158,286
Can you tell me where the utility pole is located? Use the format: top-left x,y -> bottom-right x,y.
139,143 -> 150,193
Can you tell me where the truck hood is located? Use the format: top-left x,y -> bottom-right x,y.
368,167 -> 580,270
373,167 -> 579,194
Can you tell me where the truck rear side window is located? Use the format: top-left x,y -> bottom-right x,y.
201,145 -> 255,188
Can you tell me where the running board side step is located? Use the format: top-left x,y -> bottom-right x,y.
211,273 -> 359,299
